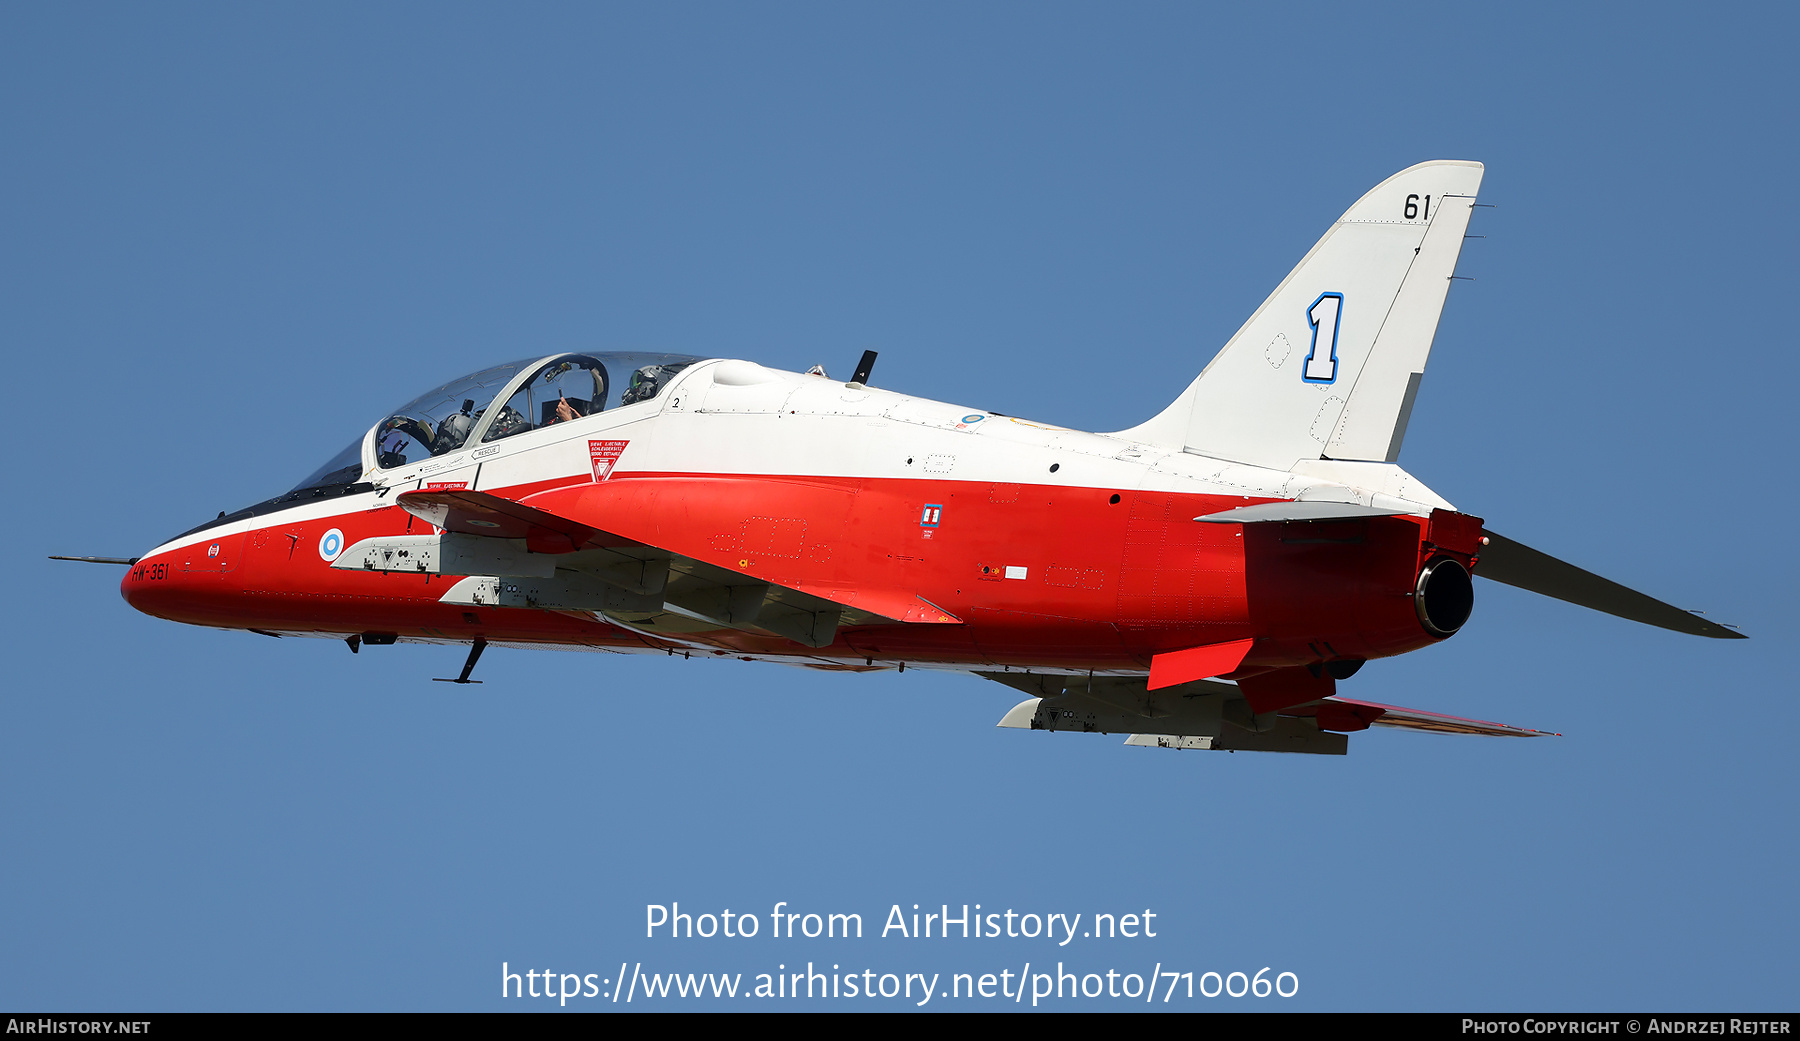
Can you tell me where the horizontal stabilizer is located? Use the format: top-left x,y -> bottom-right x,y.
1194,501 -> 1414,524
1477,530 -> 1745,639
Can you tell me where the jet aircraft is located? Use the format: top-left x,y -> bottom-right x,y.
72,161 -> 1744,756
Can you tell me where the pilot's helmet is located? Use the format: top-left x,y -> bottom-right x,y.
432,411 -> 473,455
622,364 -> 677,406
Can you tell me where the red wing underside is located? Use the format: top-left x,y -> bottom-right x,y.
395,487 -> 961,627
1287,696 -> 1558,737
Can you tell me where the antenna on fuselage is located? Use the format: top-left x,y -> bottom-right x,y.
849,350 -> 878,387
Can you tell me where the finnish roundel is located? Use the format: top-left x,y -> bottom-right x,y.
318,528 -> 345,562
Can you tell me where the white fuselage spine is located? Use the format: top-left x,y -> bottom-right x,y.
144,359 -> 1453,561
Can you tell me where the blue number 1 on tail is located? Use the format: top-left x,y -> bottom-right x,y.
1302,292 -> 1344,384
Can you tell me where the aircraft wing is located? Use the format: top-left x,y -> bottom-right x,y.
984,670 -> 1554,754
1284,696 -> 1558,737
398,487 -> 620,549
384,487 -> 960,647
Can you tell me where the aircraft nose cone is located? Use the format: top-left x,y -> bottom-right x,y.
119,553 -> 183,620
120,537 -> 246,625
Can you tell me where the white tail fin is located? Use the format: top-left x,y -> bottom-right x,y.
1117,161 -> 1484,469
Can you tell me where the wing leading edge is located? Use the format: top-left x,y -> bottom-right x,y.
334,487 -> 961,648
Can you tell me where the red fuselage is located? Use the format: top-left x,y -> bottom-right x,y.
124,470 -> 1462,676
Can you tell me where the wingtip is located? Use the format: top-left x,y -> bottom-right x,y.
1694,617 -> 1749,640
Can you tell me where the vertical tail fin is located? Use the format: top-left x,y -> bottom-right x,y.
1117,161 -> 1484,469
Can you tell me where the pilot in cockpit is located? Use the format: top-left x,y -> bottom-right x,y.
362,354 -> 699,475
551,391 -> 583,424
620,362 -> 689,406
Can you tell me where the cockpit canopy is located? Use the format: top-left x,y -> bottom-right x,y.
375,358 -> 531,469
290,351 -> 703,495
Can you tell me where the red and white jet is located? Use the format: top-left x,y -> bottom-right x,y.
78,161 -> 1744,755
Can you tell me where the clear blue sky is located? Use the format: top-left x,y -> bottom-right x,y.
4,2 -> 1794,1011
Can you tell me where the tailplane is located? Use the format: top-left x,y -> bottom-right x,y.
1118,161 -> 1484,470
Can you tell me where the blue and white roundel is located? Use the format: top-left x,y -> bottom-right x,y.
318,528 -> 345,562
